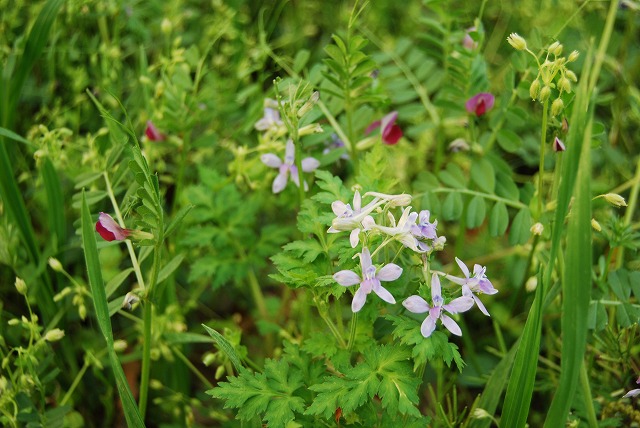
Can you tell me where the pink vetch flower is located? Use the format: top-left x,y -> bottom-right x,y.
462,27 -> 478,50
465,93 -> 495,117
447,257 -> 498,316
365,111 -> 403,145
96,212 -> 131,241
260,139 -> 320,194
333,247 -> 402,313
403,274 -> 474,338
623,377 -> 640,398
145,121 -> 165,141
553,136 -> 566,152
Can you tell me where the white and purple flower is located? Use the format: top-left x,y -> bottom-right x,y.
261,139 -> 320,194
446,258 -> 498,316
403,274 -> 474,338
333,247 -> 402,313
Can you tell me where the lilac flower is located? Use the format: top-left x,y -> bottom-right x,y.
333,247 -> 401,312
365,111 -> 403,145
328,192 -> 386,243
624,377 -> 640,398
465,93 -> 495,117
403,274 -> 474,338
255,99 -> 284,132
447,258 -> 498,316
261,140 -> 320,194
409,210 -> 440,251
363,207 -> 424,253
553,136 -> 566,152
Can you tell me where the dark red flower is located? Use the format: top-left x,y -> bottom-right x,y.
366,111 -> 403,145
96,212 -> 131,241
145,120 -> 165,141
465,93 -> 495,117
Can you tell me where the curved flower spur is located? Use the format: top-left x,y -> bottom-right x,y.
333,247 -> 402,312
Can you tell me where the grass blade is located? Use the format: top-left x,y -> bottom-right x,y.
81,190 -> 145,427
202,324 -> 244,372
41,157 -> 66,251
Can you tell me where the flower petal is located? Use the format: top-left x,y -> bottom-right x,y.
261,153 -> 282,168
365,120 -> 382,135
96,212 -> 129,241
359,247 -> 373,272
284,139 -> 295,164
455,257 -> 471,279
473,294 -> 491,316
145,121 -> 165,141
382,124 -> 403,145
272,171 -> 288,193
380,111 -> 398,134
444,296 -> 475,314
372,282 -> 396,304
353,190 -> 361,212
440,314 -> 463,336
403,295 -> 430,313
420,315 -> 437,338
301,157 -> 320,172
431,274 -> 442,302
349,229 -> 360,248
624,389 -> 640,398
352,287 -> 368,312
333,270 -> 361,286
378,263 -> 402,282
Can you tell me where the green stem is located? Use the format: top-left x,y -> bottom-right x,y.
418,188 -> 527,210
580,360 -> 598,428
173,130 -> 191,214
318,308 -> 347,348
60,358 -> 91,406
104,172 -> 146,291
172,346 -> 214,389
587,0 -> 618,96
617,155 -> 640,268
347,312 -> 358,351
537,99 -> 550,219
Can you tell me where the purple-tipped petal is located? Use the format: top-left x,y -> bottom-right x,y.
403,295 -> 430,313
420,315 -> 437,338
359,248 -> 373,272
378,263 -> 402,281
301,157 -> 320,172
333,270 -> 361,287
431,274 -> 442,302
261,153 -> 282,168
373,281 -> 396,304
352,287 -> 368,312
441,314 -> 463,336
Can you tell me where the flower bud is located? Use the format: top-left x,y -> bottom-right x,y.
548,41 -> 563,56
122,292 -> 140,310
551,98 -> 564,116
525,276 -> 538,292
44,328 -> 65,342
433,236 -> 446,251
602,193 -> 627,207
113,340 -> 128,352
591,218 -> 601,232
297,91 -> 319,117
558,77 -> 571,93
507,33 -> 527,51
15,277 -> 27,295
568,50 -> 579,62
472,408 -> 492,420
78,304 -> 87,320
150,379 -> 163,390
298,123 -> 323,136
539,86 -> 551,102
203,352 -> 216,366
566,70 -> 578,82
161,18 -> 172,35
215,365 -> 226,380
529,79 -> 541,100
553,137 -> 566,152
48,257 -> 63,272
530,222 -> 544,236
355,135 -> 377,150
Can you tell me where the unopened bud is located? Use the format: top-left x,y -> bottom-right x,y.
203,353 -> 216,366
297,91 -> 320,117
215,365 -> 226,380
15,277 -> 27,295
553,137 -> 566,152
568,50 -> 579,62
44,328 -> 65,342
433,236 -> 446,251
525,276 -> 538,292
161,19 -> 172,35
78,304 -> 87,320
472,408 -> 492,420
507,33 -> 527,51
122,292 -> 140,310
601,193 -> 627,207
530,222 -> 544,236
48,257 -> 63,272
591,219 -> 601,232
298,123 -> 323,136
113,340 -> 128,352
558,77 -> 571,93
539,86 -> 551,102
551,98 -> 564,116
566,70 -> 578,82
529,79 -> 541,100
548,41 -> 563,56
150,379 -> 163,390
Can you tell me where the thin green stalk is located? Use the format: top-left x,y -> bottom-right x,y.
587,0 -> 618,96
537,99 -> 550,219
104,172 -> 146,291
172,346 -> 214,389
347,312 -> 358,351
173,131 -> 191,214
617,155 -> 640,268
60,358 -> 91,406
580,360 -> 598,428
419,188 -> 527,210
318,308 -> 347,348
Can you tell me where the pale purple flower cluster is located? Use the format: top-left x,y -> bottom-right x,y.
329,190 -> 498,338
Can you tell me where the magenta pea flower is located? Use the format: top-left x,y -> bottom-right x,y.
403,274 -> 474,338
145,121 -> 165,141
365,111 -> 403,145
96,212 -> 132,241
333,247 -> 402,312
465,93 -> 495,117
553,136 -> 566,152
261,139 -> 320,194
447,257 -> 498,316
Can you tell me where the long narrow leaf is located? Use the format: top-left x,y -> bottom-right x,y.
81,190 -> 145,427
202,324 -> 244,372
41,157 -> 66,250
544,114 -> 593,425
